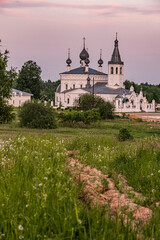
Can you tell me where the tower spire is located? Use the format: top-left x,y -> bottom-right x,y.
108,34 -> 123,64
83,37 -> 86,49
68,48 -> 70,59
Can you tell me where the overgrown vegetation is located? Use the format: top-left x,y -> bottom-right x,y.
19,101 -> 57,129
1,118 -> 160,239
58,109 -> 100,125
0,40 -> 16,123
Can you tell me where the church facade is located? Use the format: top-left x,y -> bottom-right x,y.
55,36 -> 155,112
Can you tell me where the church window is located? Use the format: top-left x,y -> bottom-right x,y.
111,67 -> 114,74
120,67 -> 122,74
56,97 -> 58,102
73,84 -> 75,89
13,100 -> 15,105
19,100 -> 21,106
65,84 -> 68,90
67,98 -> 70,104
116,67 -> 118,74
80,84 -> 82,88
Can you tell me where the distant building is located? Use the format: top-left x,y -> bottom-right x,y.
8,89 -> 33,107
55,35 -> 155,112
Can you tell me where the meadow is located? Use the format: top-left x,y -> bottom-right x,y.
0,117 -> 160,239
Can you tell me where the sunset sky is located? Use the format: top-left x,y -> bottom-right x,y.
0,0 -> 160,84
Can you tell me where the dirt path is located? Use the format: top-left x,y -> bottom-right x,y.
67,151 -> 152,229
128,113 -> 160,122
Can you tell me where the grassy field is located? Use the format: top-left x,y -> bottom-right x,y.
0,118 -> 160,239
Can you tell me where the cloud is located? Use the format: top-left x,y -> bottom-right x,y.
0,1 -> 160,16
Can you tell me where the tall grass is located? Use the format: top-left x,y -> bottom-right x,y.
0,136 -> 139,239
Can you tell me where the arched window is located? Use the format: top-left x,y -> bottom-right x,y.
80,84 -> 83,88
116,67 -> 118,74
111,67 -> 114,74
65,84 -> 68,90
73,84 -> 75,89
67,98 -> 70,104
120,67 -> 122,75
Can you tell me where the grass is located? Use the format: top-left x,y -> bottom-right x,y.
0,118 -> 160,239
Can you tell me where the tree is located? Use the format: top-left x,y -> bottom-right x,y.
0,40 -> 17,123
75,94 -> 104,111
40,80 -> 60,103
75,93 -> 114,119
17,60 -> 42,99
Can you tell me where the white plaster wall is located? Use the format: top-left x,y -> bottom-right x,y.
108,64 -> 124,88
8,95 -> 31,107
60,73 -> 108,92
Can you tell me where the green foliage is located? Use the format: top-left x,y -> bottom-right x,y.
58,109 -> 100,125
19,101 -> 57,129
75,94 -> 114,119
17,60 -> 42,99
98,101 -> 115,119
124,80 -> 160,103
0,99 -> 15,123
118,128 -> 133,141
40,80 -> 60,103
0,40 -> 17,123
76,94 -> 103,110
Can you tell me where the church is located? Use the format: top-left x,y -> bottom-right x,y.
55,35 -> 155,112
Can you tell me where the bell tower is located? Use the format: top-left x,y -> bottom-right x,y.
108,33 -> 124,88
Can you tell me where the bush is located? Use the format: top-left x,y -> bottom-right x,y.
118,128 -> 133,141
19,101 -> 57,129
84,110 -> 100,124
58,110 -> 100,125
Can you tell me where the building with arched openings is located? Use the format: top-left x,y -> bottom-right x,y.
55,35 -> 155,112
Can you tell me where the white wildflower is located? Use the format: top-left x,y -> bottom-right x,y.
39,183 -> 43,187
44,177 -> 48,180
19,235 -> 24,239
18,225 -> 23,231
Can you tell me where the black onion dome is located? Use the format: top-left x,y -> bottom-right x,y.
66,58 -> 72,66
85,58 -> 90,66
98,58 -> 103,66
79,48 -> 89,60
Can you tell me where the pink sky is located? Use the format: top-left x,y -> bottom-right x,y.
0,0 -> 160,84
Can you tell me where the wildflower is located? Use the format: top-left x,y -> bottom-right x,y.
152,189 -> 155,193
158,170 -> 160,173
151,173 -> 154,176
19,235 -> 24,239
18,225 -> 24,231
26,204 -> 29,208
39,183 -> 43,187
44,177 -> 48,180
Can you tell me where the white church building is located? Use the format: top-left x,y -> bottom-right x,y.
55,36 -> 155,112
